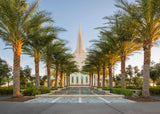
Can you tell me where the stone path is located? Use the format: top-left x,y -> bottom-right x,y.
26,97 -> 135,103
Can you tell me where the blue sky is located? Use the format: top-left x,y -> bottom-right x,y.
0,0 -> 160,76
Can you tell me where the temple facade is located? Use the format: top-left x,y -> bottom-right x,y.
70,24 -> 89,86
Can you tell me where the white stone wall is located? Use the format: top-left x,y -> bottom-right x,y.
70,53 -> 89,85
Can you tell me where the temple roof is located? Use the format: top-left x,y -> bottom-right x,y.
74,24 -> 86,54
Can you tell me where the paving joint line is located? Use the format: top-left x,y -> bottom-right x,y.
79,97 -> 82,103
104,103 -> 124,114
99,97 -> 110,103
51,97 -> 61,103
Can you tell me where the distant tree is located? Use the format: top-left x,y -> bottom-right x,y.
20,65 -> 32,88
150,63 -> 160,86
126,65 -> 133,85
40,75 -> 47,86
0,58 -> 11,86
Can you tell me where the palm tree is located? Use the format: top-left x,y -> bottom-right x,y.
59,54 -> 74,87
41,30 -> 65,88
24,26 -> 55,89
94,36 -> 120,88
82,64 -> 96,87
51,41 -> 68,88
116,0 -> 160,97
86,50 -> 102,87
0,0 -> 42,96
64,61 -> 79,86
102,15 -> 142,88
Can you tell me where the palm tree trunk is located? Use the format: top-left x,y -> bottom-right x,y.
46,62 -> 51,88
109,63 -> 113,88
102,65 -> 106,88
97,69 -> 100,87
142,40 -> 152,97
68,74 -> 70,86
13,43 -> 22,97
54,64 -> 59,88
89,73 -> 92,86
91,73 -> 93,87
60,70 -> 63,87
35,57 -> 40,89
121,55 -> 126,88
64,75 -> 65,86
66,74 -> 68,86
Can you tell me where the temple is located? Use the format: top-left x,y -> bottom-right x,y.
70,24 -> 89,86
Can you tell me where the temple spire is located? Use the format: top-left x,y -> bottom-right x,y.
74,24 -> 86,54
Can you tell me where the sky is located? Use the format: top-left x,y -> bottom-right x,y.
0,0 -> 160,76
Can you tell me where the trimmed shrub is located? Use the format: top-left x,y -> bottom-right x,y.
149,87 -> 160,95
39,86 -> 50,94
126,86 -> 142,90
110,88 -> 133,97
113,85 -> 121,88
102,87 -> 111,91
97,86 -> 102,88
0,86 -> 13,95
23,88 -> 34,96
23,86 -> 50,96
32,89 -> 41,96
51,87 -> 58,90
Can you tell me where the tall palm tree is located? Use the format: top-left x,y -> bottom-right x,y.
116,0 -> 160,97
0,0 -> 42,96
24,26 -> 55,89
59,54 -> 74,87
86,50 -> 102,87
51,41 -> 68,88
41,42 -> 60,88
41,29 -> 65,88
82,63 -> 96,87
64,61 -> 79,86
94,36 -> 120,88
103,15 -> 142,88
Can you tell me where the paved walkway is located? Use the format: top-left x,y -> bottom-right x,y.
26,97 -> 134,103
0,101 -> 160,114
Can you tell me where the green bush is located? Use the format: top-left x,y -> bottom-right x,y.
126,86 -> 142,90
23,86 -> 50,96
97,86 -> 102,88
39,86 -> 50,94
113,85 -> 121,88
0,86 -> 13,95
149,87 -> 160,95
110,88 -> 133,97
32,89 -> 41,96
102,87 -> 111,91
23,88 -> 34,96
51,87 -> 58,90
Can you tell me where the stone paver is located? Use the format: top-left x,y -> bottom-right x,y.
25,97 -> 134,103
26,97 -> 57,103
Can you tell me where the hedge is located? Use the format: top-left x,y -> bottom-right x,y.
51,87 -> 58,90
149,87 -> 160,95
126,86 -> 142,90
103,87 -> 133,97
0,86 -> 13,95
23,86 -> 50,96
